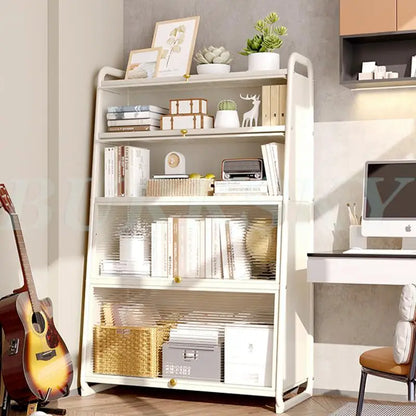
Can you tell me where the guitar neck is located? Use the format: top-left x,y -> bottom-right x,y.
10,214 -> 41,313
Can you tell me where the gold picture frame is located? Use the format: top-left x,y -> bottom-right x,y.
125,47 -> 162,80
151,16 -> 200,77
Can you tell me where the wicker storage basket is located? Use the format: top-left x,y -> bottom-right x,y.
93,325 -> 170,377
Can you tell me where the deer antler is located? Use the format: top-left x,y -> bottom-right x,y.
240,94 -> 251,100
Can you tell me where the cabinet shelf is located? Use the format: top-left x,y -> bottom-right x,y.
100,68 -> 288,92
95,195 -> 283,207
90,276 -> 279,294
98,126 -> 285,143
80,53 -> 314,413
340,30 -> 416,89
84,373 -> 276,397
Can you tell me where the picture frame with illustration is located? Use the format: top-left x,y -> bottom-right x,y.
151,16 -> 200,77
125,47 -> 162,79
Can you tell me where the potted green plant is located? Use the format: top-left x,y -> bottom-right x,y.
194,46 -> 232,74
240,12 -> 287,71
214,99 -> 240,128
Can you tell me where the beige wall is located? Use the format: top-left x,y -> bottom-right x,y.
0,0 -> 124,391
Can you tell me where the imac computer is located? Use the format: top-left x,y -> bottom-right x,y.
362,160 -> 416,250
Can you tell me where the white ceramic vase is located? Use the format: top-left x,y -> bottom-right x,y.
248,52 -> 280,71
214,110 -> 240,128
197,64 -> 231,74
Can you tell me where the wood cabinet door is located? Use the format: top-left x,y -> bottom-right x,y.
397,0 -> 416,31
340,0 -> 396,35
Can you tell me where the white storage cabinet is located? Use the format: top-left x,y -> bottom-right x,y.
79,52 -> 314,414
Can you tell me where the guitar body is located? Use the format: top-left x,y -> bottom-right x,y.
0,292 -> 73,403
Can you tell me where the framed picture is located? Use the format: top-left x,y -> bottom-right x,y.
151,16 -> 200,77
125,47 -> 162,80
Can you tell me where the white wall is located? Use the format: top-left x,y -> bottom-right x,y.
0,0 -> 124,392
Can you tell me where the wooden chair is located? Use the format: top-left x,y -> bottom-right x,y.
356,334 -> 416,415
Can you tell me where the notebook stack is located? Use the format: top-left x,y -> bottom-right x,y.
106,104 -> 169,132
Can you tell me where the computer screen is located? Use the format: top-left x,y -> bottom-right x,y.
362,160 -> 416,239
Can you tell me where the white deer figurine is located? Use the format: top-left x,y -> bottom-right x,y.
240,94 -> 261,127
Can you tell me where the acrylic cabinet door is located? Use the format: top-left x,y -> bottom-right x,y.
340,0 -> 396,35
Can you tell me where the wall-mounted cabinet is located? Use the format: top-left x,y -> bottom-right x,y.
340,0 -> 416,88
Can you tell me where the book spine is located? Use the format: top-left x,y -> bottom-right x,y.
270,85 -> 280,126
279,84 -> 287,125
107,104 -> 168,113
212,218 -> 222,279
219,219 -> 229,279
151,222 -> 159,277
205,218 -> 212,278
107,125 -> 156,132
261,85 -> 271,126
172,217 -> 179,279
107,118 -> 161,127
104,147 -> 115,197
167,217 -> 173,278
261,144 -> 273,196
106,111 -> 161,120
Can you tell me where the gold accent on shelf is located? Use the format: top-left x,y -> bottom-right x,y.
169,378 -> 177,387
173,276 -> 182,284
183,74 -> 191,81
180,129 -> 188,137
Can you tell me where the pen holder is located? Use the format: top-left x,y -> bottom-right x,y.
349,225 -> 367,249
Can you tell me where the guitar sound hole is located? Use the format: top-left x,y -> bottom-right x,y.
32,312 -> 46,333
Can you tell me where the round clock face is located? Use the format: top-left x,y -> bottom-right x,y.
167,152 -> 180,168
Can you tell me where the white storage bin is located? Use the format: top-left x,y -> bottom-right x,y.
224,324 -> 273,386
161,114 -> 213,130
170,98 -> 207,115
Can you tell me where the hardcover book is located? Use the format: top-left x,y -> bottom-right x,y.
106,111 -> 163,120
107,104 -> 168,114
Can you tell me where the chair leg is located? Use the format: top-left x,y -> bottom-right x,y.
356,370 -> 367,416
408,380 -> 416,401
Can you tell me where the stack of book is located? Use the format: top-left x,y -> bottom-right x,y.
261,142 -> 285,196
104,145 -> 149,197
151,216 -> 251,280
214,180 -> 268,196
106,104 -> 168,132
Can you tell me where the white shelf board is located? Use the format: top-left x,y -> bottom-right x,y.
90,276 -> 279,294
98,126 -> 285,143
84,373 -> 275,397
100,69 -> 288,92
95,195 -> 282,206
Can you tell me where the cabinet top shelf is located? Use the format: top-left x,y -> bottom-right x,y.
99,68 -> 288,92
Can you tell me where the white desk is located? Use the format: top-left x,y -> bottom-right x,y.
307,252 -> 416,285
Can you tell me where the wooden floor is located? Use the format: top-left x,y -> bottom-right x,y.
8,386 -> 360,416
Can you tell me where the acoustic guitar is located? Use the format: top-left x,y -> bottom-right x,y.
0,184 -> 73,404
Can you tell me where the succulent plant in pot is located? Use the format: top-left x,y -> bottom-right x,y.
194,46 -> 232,74
240,12 -> 287,71
214,99 -> 240,128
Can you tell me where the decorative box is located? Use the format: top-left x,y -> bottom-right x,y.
224,324 -> 273,386
169,98 -> 207,115
161,114 -> 214,130
162,342 -> 221,381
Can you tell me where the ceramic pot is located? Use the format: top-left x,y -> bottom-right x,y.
214,110 -> 240,128
197,64 -> 231,74
248,52 -> 280,71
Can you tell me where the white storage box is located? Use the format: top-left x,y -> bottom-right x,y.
224,324 -> 273,387
170,98 -> 207,115
161,114 -> 213,130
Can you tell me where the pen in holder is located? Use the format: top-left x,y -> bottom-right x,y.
349,225 -> 367,249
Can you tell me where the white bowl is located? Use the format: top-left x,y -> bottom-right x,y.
197,64 -> 231,74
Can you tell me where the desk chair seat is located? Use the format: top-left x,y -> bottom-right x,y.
360,347 -> 410,376
357,346 -> 416,416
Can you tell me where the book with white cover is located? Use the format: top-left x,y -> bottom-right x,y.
211,218 -> 222,279
100,259 -> 150,275
124,146 -> 150,197
104,147 -> 116,197
107,118 -> 160,127
106,111 -> 163,120
261,144 -> 274,195
268,142 -> 285,194
107,104 -> 168,114
219,219 -> 230,279
214,180 -> 268,195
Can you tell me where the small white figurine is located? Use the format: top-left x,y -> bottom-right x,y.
240,94 -> 261,127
